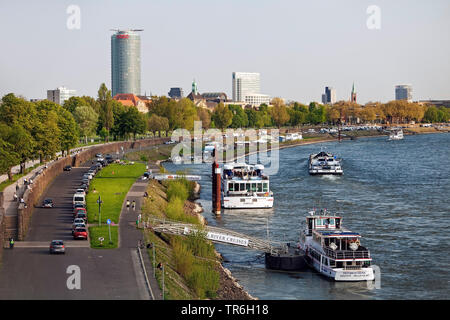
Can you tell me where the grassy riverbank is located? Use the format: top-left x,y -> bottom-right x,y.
141,179 -> 252,300
86,162 -> 146,249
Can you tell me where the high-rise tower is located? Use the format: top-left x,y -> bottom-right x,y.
111,29 -> 142,97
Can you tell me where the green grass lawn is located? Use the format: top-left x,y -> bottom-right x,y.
86,162 -> 145,248
88,225 -> 119,249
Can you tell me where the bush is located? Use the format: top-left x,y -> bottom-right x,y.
165,197 -> 185,220
167,180 -> 189,202
186,228 -> 216,259
171,238 -> 194,278
187,263 -> 220,299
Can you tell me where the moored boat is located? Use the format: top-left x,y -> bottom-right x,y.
299,209 -> 375,281
221,163 -> 274,209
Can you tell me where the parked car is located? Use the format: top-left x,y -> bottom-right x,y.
105,154 -> 113,163
79,183 -> 89,192
74,212 -> 87,224
73,207 -> 87,217
63,165 -> 72,171
73,228 -> 88,240
43,198 -> 54,208
73,218 -> 85,225
72,222 -> 86,234
75,188 -> 86,195
81,177 -> 90,185
95,153 -> 103,158
49,240 -> 65,254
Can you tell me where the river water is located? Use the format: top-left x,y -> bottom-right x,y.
163,133 -> 450,300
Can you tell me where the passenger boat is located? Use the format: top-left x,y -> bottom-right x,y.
308,151 -> 343,175
299,209 -> 375,281
388,129 -> 404,141
221,163 -> 273,209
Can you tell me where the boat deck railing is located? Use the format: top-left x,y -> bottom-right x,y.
324,247 -> 371,260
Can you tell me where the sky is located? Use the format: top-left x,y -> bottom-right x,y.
0,0 -> 449,104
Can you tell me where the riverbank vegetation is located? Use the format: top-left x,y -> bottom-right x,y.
142,179 -> 222,299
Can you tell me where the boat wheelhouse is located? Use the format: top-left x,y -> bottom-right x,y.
222,163 -> 274,209
308,151 -> 343,175
299,209 -> 374,281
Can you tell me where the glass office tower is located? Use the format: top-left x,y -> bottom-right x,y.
111,30 -> 141,97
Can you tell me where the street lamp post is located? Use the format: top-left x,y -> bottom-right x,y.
97,195 -> 103,226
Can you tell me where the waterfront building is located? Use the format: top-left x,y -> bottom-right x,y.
418,100 -> 450,108
47,86 -> 76,105
322,86 -> 336,105
395,85 -> 412,102
244,94 -> 271,107
168,87 -> 184,99
113,93 -> 150,113
111,29 -> 142,97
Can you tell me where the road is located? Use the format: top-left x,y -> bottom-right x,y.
0,160 -> 155,299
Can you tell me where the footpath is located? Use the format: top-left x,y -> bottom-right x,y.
118,166 -> 163,300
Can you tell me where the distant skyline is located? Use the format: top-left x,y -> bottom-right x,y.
0,0 -> 449,104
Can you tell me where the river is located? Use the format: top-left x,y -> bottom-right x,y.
163,133 -> 450,300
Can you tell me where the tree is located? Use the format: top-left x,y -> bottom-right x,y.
228,105 -> 248,128
63,96 -> 88,114
97,83 -> 114,135
57,107 -> 78,155
211,103 -> 233,129
117,107 -> 146,140
197,108 -> 211,129
270,104 -> 290,128
423,106 -> 438,123
0,127 -> 19,180
73,105 -> 99,144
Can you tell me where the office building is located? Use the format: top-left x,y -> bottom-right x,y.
322,86 -> 336,105
168,87 -> 184,99
395,85 -> 412,102
111,29 -> 142,97
47,86 -> 76,105
232,72 -> 261,102
244,94 -> 271,106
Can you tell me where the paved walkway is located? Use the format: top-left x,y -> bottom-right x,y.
118,175 -> 163,300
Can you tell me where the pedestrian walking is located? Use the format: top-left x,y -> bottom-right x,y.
132,200 -> 136,211
15,183 -> 19,192
126,199 -> 130,210
9,237 -> 14,249
13,192 -> 18,202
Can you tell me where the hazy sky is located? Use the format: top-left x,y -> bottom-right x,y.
0,0 -> 449,104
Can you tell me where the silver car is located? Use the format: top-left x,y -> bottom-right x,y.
49,240 -> 65,254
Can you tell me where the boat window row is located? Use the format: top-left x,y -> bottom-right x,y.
228,182 -> 269,192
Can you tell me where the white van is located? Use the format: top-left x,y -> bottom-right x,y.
73,193 -> 86,208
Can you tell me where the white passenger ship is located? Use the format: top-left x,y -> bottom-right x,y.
308,151 -> 343,175
299,209 -> 375,281
221,163 -> 274,209
388,129 -> 404,141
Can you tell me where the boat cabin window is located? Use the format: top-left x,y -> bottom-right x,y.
228,183 -> 234,191
257,183 -> 263,192
251,184 -> 257,192
263,183 -> 268,192
246,183 -> 251,191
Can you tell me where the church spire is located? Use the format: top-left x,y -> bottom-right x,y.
351,82 -> 357,103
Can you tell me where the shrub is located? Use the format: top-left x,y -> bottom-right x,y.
165,197 -> 185,221
187,263 -> 220,299
167,180 -> 189,202
186,228 -> 216,259
172,238 -> 194,278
